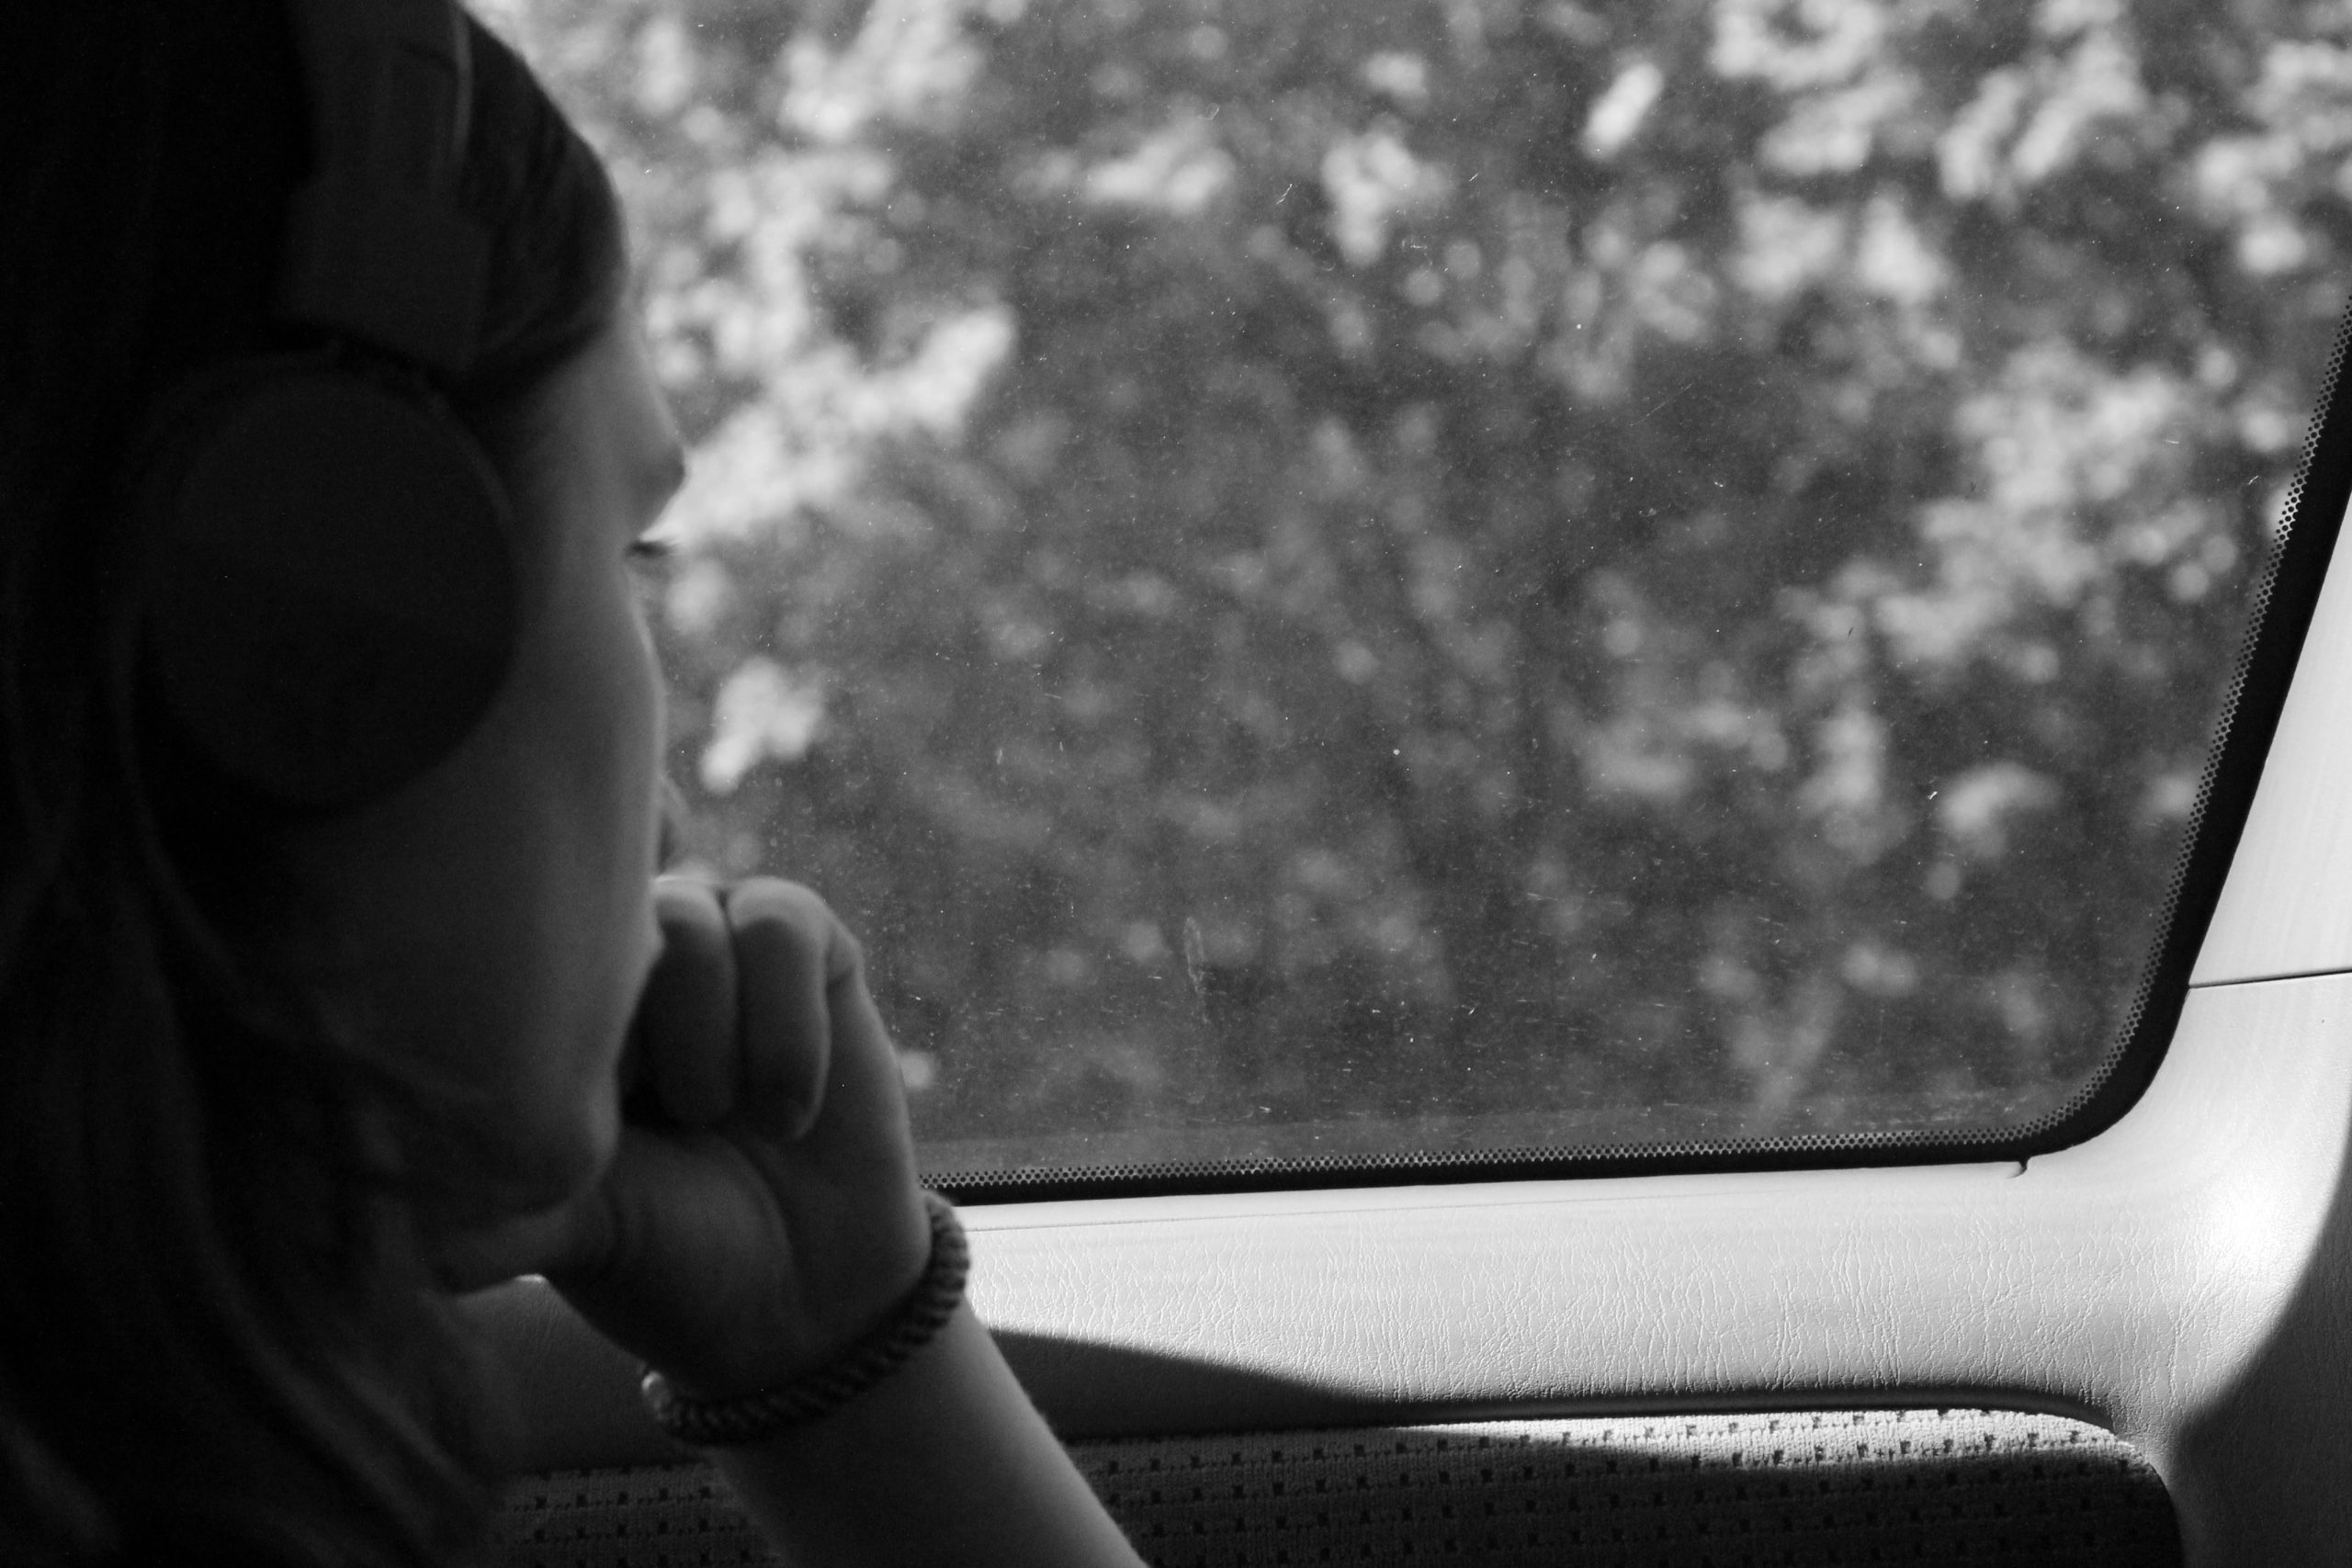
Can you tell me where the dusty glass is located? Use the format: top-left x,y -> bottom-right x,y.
484,0 -> 2341,1182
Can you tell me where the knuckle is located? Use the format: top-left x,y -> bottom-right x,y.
654,869 -> 725,900
725,879 -> 838,962
729,875 -> 831,928
830,924 -> 865,985
652,876 -> 727,937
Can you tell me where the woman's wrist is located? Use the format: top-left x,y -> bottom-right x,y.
704,1303 -> 1150,1568
639,1190 -> 967,1441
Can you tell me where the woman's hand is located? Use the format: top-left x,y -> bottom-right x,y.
452,876 -> 934,1400
445,876 -> 1150,1568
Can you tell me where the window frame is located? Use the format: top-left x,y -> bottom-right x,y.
912,317 -> 2352,1205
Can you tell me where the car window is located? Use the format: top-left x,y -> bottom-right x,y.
479,0 -> 2346,1196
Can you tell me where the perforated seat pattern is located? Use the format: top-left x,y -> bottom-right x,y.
495,1407 -> 2177,1566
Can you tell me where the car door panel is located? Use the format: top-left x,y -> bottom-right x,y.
476,970 -> 2352,1565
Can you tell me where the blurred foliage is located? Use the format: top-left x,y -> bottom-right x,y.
476,0 -> 2346,1166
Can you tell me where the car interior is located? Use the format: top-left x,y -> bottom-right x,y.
458,0 -> 2352,1562
475,616 -> 2352,1568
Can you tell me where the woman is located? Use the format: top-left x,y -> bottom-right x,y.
0,3 -> 1145,1562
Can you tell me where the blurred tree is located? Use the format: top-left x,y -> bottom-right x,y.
477,0 -> 2344,1165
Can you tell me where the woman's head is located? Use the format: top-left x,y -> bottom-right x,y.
0,1 -> 655,1558
277,317 -> 687,1237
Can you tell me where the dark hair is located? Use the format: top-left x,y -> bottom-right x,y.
0,3 -> 626,1562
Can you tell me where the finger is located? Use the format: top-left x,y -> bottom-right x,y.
639,877 -> 740,1127
725,878 -> 835,1140
819,927 -> 912,1134
657,777 -> 691,871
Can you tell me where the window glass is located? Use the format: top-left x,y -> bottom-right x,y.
482,0 -> 2341,1185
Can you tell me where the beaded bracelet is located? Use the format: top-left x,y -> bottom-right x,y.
639,1190 -> 969,1447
